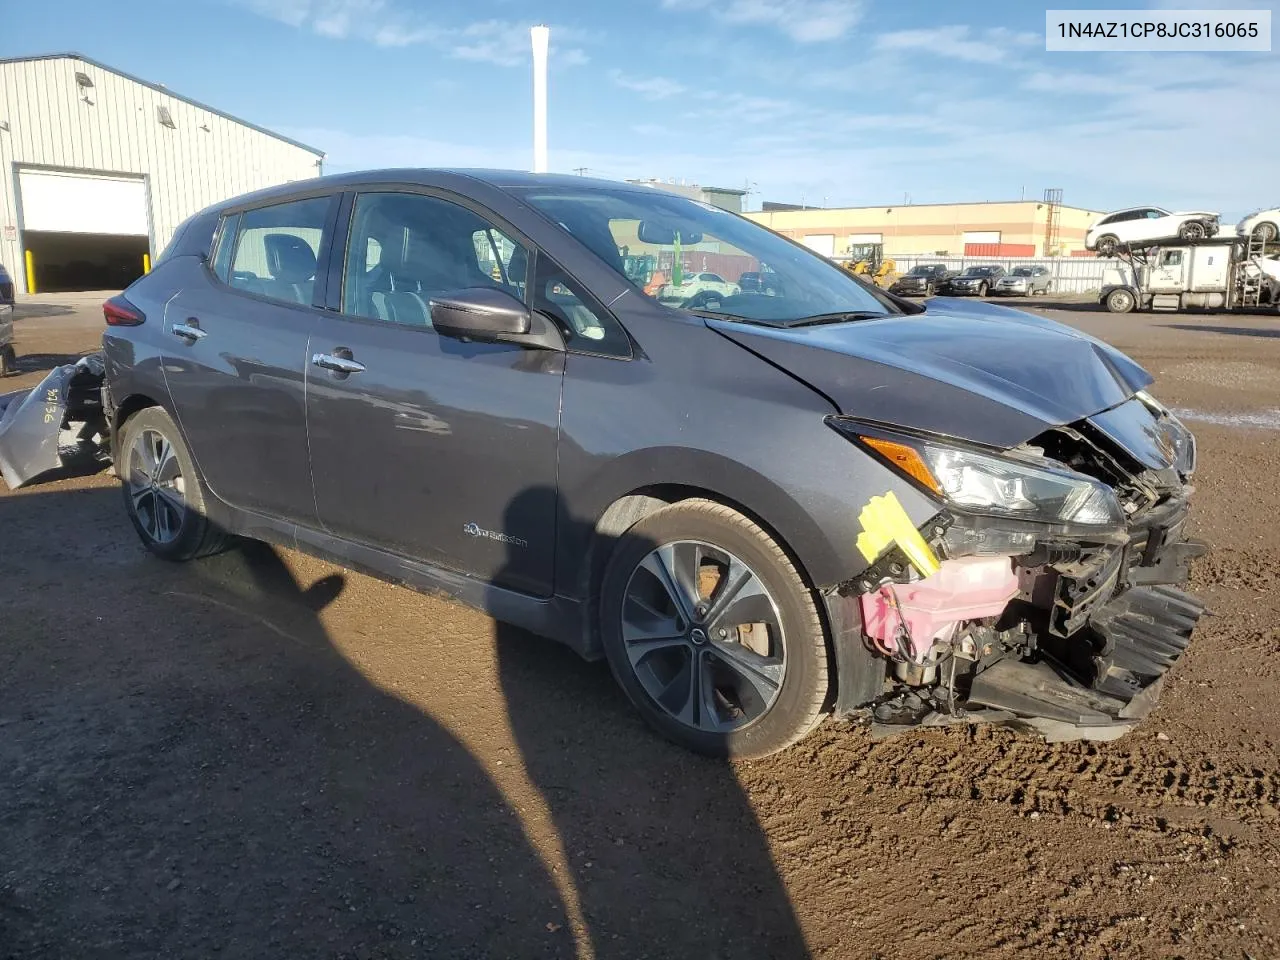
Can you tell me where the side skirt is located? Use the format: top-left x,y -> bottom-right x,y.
206,499 -> 595,660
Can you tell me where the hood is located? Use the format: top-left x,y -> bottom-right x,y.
1170,210 -> 1218,218
708,298 -> 1153,449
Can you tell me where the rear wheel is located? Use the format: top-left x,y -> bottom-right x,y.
119,406 -> 230,561
599,499 -> 830,758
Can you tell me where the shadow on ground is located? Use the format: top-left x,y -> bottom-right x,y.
0,483 -> 808,959
1158,323 -> 1280,339
13,302 -> 76,319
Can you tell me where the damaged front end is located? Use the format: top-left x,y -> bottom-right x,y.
0,352 -> 110,489
828,391 -> 1206,742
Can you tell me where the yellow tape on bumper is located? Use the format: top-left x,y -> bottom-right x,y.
855,491 -> 940,578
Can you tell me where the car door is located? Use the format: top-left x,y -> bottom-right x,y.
1110,211 -> 1141,244
1149,249 -> 1185,291
161,193 -> 338,522
303,188 -> 566,596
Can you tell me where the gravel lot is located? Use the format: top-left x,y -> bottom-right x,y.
1,293 -> 1277,960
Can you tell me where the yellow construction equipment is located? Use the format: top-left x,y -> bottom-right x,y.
844,256 -> 898,289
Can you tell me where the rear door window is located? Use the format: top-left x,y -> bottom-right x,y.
227,197 -> 332,306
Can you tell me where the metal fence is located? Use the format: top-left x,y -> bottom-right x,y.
850,254 -> 1110,295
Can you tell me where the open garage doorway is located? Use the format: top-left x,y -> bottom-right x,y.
23,231 -> 150,292
18,168 -> 151,293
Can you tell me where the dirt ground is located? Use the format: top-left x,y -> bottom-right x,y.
1,293 -> 1277,960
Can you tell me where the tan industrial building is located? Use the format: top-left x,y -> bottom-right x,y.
745,199 -> 1106,258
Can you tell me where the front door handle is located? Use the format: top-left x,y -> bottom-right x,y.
172,320 -> 207,342
311,352 -> 366,374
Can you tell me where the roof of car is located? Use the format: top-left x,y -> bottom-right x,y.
204,168 -> 674,215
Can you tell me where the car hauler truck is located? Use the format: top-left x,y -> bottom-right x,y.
1099,235 -> 1280,314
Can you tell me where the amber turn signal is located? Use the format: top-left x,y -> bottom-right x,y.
859,436 -> 942,495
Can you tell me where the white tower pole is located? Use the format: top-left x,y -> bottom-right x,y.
531,25 -> 550,173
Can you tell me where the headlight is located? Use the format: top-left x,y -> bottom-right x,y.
830,422 -> 1126,527
922,445 -> 1123,526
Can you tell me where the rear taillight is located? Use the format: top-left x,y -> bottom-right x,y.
103,295 -> 145,326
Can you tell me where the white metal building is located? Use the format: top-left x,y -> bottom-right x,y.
0,53 -> 324,294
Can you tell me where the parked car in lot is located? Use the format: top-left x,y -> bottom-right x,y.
658,271 -> 740,302
889,263 -> 955,297
48,169 -> 1204,758
1237,207 -> 1279,243
1086,207 -> 1220,256
941,265 -> 1005,296
737,270 -> 783,295
992,265 -> 1052,297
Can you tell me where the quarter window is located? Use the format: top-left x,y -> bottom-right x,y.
227,197 -> 331,305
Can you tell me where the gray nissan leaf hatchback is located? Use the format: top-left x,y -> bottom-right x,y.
101,170 -> 1204,757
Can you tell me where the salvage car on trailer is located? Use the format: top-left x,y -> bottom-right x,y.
0,170 -> 1206,758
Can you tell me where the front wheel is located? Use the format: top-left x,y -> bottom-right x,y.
1096,235 -> 1119,257
0,345 -> 14,377
119,406 -> 230,561
599,499 -> 831,758
978,282 -> 989,297
1179,221 -> 1208,241
1106,288 -> 1137,314
1253,222 -> 1278,244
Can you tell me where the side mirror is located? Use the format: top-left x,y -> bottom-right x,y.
429,287 -> 531,342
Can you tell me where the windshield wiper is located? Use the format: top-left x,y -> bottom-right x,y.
783,311 -> 890,327
683,309 -> 788,327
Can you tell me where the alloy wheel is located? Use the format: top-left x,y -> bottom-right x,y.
620,540 -> 786,733
126,428 -> 187,544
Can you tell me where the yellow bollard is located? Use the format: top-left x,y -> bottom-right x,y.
24,249 -> 36,294
143,253 -> 151,274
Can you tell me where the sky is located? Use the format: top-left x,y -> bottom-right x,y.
5,0 -> 1278,220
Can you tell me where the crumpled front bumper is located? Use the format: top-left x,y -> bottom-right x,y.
0,352 -> 108,489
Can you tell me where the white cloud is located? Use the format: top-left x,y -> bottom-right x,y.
875,25 -> 1038,63
235,0 -> 591,64
610,71 -> 686,99
661,0 -> 865,42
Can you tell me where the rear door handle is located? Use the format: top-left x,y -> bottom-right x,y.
172,321 -> 206,341
311,352 -> 366,374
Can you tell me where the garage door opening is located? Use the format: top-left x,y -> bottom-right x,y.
17,168 -> 151,293
24,231 -> 150,292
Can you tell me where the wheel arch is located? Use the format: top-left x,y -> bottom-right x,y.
563,448 -> 851,667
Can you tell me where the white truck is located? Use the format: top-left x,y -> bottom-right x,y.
1099,237 -> 1280,314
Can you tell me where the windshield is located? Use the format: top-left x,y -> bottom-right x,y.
908,266 -> 938,276
962,267 -> 996,277
511,184 -> 892,324
1011,267 -> 1034,276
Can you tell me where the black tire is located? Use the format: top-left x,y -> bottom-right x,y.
1253,222 -> 1278,244
1096,235 -> 1119,257
925,283 -> 935,297
1105,288 -> 1137,314
599,498 -> 832,758
118,406 -> 231,561
978,282 -> 989,297
0,345 -> 14,377
1179,221 -> 1207,241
